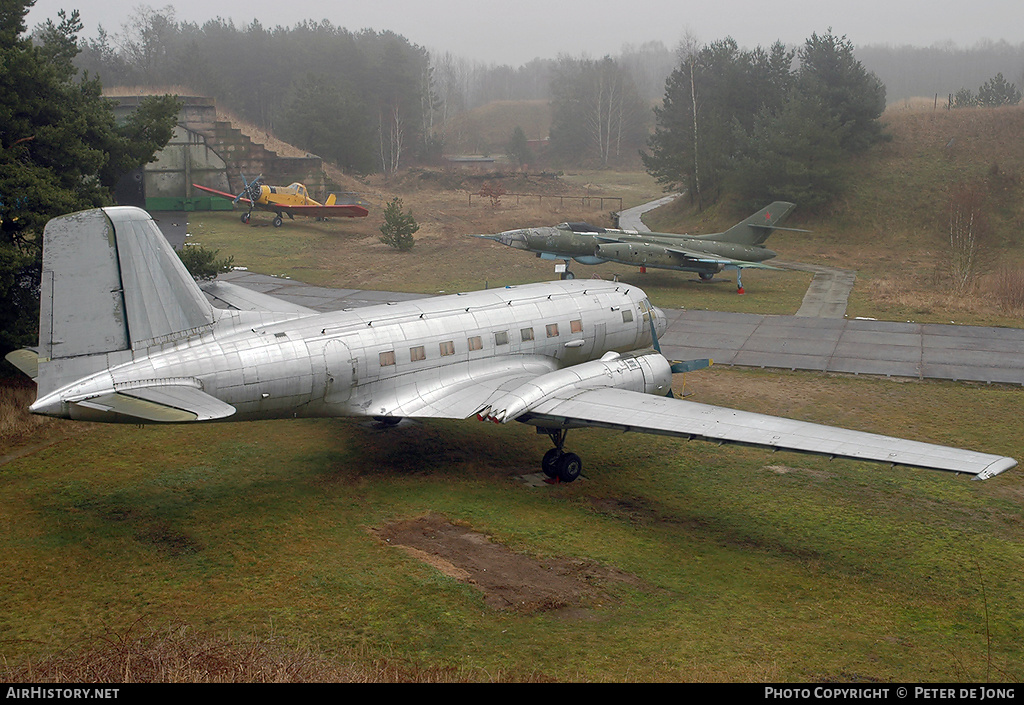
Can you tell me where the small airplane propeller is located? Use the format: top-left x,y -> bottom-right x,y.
234,174 -> 263,222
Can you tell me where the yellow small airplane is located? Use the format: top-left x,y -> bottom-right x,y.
193,176 -> 369,226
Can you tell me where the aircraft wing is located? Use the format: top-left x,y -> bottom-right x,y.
271,203 -> 369,218
662,245 -> 780,269
192,183 -> 253,206
370,356 -> 561,420
520,388 -> 1014,480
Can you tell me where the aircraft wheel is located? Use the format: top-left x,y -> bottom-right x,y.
560,271 -> 575,280
542,448 -> 562,478
556,452 -> 582,483
273,216 -> 283,227
699,272 -> 714,281
241,213 -> 250,224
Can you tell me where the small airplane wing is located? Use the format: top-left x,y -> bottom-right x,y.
273,203 -> 369,218
192,183 -> 253,205
521,388 -> 1014,480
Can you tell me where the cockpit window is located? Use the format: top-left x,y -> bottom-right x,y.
557,222 -> 607,234
639,298 -> 652,323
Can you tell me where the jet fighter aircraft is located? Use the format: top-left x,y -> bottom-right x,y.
476,201 -> 805,292
193,176 -> 369,227
4,207 -> 1015,485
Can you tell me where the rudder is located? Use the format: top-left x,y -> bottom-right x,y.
35,206 -> 215,396
715,201 -> 796,246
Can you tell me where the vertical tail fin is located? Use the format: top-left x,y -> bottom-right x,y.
35,206 -> 215,396
713,201 -> 797,246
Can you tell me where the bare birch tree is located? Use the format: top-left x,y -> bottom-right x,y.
948,184 -> 989,294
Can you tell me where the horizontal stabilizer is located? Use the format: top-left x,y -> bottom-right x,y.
5,348 -> 39,380
202,280 -> 318,315
72,384 -> 237,423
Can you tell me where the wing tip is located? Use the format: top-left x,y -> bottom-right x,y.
972,457 -> 1017,481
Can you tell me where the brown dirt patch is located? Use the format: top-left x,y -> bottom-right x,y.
372,514 -> 639,614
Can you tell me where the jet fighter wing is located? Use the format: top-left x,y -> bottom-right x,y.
662,245 -> 781,269
521,387 -> 1015,480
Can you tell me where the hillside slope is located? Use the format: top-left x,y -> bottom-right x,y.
646,105 -> 1024,326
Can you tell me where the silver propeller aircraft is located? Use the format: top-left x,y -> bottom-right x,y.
5,207 -> 1015,484
476,201 -> 804,292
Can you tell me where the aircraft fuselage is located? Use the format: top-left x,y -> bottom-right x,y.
493,226 -> 776,271
32,280 -> 667,424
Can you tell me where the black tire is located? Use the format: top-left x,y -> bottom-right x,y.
557,452 -> 582,483
241,213 -> 250,224
699,272 -> 714,281
273,216 -> 283,227
542,448 -> 562,478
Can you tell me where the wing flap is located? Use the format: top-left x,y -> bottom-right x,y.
526,388 -> 1015,480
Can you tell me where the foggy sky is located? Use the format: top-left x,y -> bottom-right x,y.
24,0 -> 1024,66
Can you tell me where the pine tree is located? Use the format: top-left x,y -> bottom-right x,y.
378,198 -> 419,251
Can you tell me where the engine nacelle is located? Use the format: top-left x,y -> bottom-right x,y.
477,351 -> 672,423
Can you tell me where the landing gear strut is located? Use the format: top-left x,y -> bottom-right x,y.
540,428 -> 582,483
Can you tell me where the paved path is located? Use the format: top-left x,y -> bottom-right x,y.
660,309 -> 1024,385
617,194 -> 679,231
178,201 -> 1024,387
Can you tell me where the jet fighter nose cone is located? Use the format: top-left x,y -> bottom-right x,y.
497,229 -> 529,249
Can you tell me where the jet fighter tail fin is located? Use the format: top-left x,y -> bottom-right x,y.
33,207 -> 215,397
714,201 -> 797,246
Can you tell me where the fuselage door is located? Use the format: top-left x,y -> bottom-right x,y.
323,338 -> 356,404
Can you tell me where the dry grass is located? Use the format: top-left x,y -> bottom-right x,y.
0,622 -> 544,683
0,379 -> 50,448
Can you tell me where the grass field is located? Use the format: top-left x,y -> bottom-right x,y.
1,368 -> 1022,682
3,107 -> 1024,682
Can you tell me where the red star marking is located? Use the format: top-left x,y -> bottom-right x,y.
765,212 -> 772,221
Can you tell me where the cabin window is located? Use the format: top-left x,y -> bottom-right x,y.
379,350 -> 396,367
520,328 -> 534,342
494,331 -> 509,346
622,309 -> 633,323
570,319 -> 583,334
410,345 -> 426,362
439,340 -> 455,356
468,336 -> 483,351
546,323 -> 559,338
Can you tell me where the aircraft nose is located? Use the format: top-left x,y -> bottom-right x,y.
497,229 -> 529,249
653,306 -> 668,340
